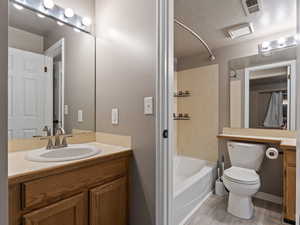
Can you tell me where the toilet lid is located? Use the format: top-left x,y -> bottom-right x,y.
224,166 -> 260,185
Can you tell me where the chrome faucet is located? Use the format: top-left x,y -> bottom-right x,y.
40,127 -> 71,150
54,127 -> 72,148
42,126 -> 52,136
40,136 -> 53,150
55,127 -> 66,147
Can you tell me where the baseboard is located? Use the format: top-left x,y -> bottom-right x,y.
179,192 -> 212,225
254,192 -> 282,205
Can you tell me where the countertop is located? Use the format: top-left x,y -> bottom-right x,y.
218,134 -> 296,149
8,142 -> 132,184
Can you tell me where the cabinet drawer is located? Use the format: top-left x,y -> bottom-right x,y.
285,150 -> 296,166
22,159 -> 127,209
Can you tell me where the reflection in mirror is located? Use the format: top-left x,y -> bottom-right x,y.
8,3 -> 95,140
229,48 -> 297,130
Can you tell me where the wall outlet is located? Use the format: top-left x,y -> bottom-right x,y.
78,110 -> 83,122
112,108 -> 119,125
144,97 -> 154,115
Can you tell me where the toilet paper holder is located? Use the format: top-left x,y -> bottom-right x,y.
266,144 -> 283,155
265,145 -> 283,161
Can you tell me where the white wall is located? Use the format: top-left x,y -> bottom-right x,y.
95,0 -> 157,223
296,0 -> 300,223
0,0 -> 8,224
8,26 -> 44,54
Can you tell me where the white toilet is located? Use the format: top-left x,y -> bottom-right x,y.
223,141 -> 266,219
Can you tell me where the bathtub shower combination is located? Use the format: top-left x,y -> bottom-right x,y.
174,156 -> 216,225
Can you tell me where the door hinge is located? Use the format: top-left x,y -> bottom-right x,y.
283,205 -> 287,214
284,169 -> 287,177
163,129 -> 168,139
44,66 -> 48,73
287,66 -> 291,79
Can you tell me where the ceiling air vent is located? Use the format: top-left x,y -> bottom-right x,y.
242,0 -> 262,16
226,23 -> 254,39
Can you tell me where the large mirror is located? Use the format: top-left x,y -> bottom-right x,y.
229,47 -> 297,130
8,3 -> 95,139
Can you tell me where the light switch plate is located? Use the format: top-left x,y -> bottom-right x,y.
112,108 -> 119,125
144,97 -> 154,115
78,110 -> 83,122
64,105 -> 69,115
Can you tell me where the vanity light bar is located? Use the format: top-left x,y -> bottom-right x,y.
258,35 -> 297,55
10,0 -> 92,34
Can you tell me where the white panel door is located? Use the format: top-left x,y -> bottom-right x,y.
8,48 -> 53,139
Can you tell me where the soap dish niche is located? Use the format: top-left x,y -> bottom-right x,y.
173,113 -> 191,120
174,91 -> 191,97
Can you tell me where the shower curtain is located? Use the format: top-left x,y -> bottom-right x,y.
263,92 -> 283,128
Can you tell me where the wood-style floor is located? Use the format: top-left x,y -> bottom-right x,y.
186,194 -> 283,225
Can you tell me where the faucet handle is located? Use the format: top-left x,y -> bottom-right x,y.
42,126 -> 52,136
40,136 -> 53,150
56,127 -> 66,135
61,134 -> 73,147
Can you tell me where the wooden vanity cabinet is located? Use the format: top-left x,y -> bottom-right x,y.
23,193 -> 87,225
90,177 -> 127,225
283,149 -> 296,223
9,155 -> 131,225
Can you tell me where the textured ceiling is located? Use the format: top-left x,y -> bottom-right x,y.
175,0 -> 297,57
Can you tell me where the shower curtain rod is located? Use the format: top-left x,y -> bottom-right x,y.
174,19 -> 216,61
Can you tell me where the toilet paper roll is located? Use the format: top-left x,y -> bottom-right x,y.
266,147 -> 279,159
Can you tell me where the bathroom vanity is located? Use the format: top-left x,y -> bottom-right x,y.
9,143 -> 132,225
281,140 -> 296,223
7,2 -> 133,225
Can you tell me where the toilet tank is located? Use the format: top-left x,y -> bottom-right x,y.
227,141 -> 266,171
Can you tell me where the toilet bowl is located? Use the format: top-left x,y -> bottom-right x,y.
223,166 -> 260,219
224,142 -> 266,219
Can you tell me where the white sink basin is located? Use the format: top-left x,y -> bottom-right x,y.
26,144 -> 101,162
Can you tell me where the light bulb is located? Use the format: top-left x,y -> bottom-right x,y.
43,0 -> 54,9
277,38 -> 286,47
73,28 -> 80,33
64,8 -> 74,18
37,13 -> 45,18
82,17 -> 92,26
293,34 -> 299,45
261,41 -> 270,50
13,3 -> 23,10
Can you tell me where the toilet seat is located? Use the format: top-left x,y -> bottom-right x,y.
224,166 -> 260,185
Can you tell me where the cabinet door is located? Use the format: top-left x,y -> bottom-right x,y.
90,177 -> 127,225
23,193 -> 87,225
285,166 -> 296,221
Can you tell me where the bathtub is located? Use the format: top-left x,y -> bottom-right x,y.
174,156 -> 216,225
